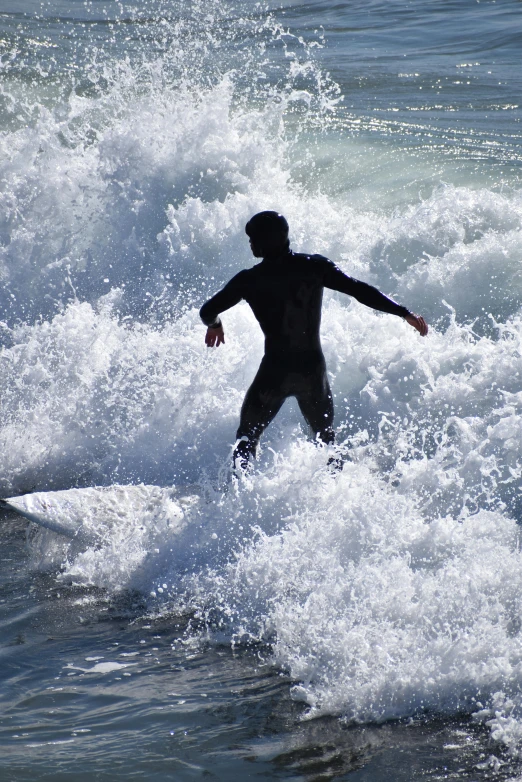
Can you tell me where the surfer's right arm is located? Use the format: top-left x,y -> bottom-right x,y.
200,271 -> 247,348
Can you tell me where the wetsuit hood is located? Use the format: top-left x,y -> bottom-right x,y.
246,211 -> 290,257
245,211 -> 289,239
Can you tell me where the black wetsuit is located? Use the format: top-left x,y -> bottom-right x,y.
200,251 -> 411,464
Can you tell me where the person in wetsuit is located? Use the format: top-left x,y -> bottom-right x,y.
200,211 -> 428,468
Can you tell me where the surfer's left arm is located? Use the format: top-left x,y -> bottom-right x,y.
200,271 -> 247,348
403,312 -> 428,336
323,261 -> 428,336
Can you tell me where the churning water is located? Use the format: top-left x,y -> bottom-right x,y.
1,0 -> 522,779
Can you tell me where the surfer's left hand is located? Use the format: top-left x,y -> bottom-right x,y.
405,313 -> 428,336
205,325 -> 225,347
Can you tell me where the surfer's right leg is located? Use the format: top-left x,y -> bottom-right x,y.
233,360 -> 285,470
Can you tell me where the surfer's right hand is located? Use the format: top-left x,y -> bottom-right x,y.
205,325 -> 225,347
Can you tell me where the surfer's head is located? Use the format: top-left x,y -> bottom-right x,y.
245,211 -> 290,258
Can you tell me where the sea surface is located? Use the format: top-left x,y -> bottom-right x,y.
1,0 -> 522,779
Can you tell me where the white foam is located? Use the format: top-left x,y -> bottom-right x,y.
65,661 -> 136,674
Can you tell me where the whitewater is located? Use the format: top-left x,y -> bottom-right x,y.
1,0 -> 522,779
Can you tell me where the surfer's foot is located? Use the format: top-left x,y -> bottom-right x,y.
232,453 -> 255,479
327,454 -> 344,473
326,441 -> 354,473
232,437 -> 257,474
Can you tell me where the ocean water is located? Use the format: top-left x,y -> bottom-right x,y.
1,0 -> 522,778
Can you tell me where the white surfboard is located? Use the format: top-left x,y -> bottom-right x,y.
1,484 -> 202,544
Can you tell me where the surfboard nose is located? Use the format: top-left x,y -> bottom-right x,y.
2,485 -> 195,546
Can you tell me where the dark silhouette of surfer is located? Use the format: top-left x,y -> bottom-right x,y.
200,211 -> 428,468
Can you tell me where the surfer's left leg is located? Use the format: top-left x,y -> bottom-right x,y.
296,365 -> 345,470
295,363 -> 335,446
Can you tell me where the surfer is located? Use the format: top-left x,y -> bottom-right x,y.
200,211 -> 428,469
